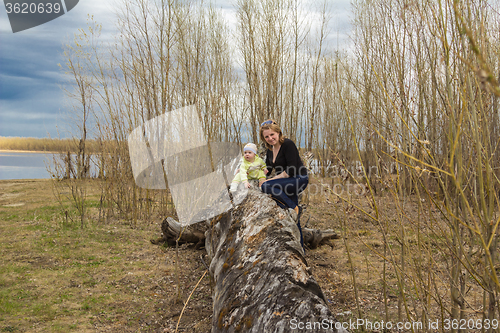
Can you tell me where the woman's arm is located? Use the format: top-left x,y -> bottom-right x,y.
283,140 -> 302,177
259,170 -> 288,187
270,171 -> 289,179
264,150 -> 273,175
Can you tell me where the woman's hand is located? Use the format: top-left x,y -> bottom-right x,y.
259,171 -> 289,187
273,171 -> 289,179
244,181 -> 251,189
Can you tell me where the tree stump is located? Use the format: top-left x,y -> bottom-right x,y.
151,217 -> 208,249
205,189 -> 346,332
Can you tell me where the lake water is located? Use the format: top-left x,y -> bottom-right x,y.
0,151 -> 54,180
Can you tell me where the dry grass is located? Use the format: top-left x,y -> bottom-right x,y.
304,175 -> 495,331
0,176 -> 495,332
0,137 -> 104,153
0,179 -> 211,332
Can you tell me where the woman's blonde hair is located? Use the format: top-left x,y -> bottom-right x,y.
259,119 -> 285,149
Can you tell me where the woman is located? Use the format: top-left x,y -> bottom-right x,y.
259,120 -> 308,246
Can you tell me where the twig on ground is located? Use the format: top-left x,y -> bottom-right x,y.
175,269 -> 208,333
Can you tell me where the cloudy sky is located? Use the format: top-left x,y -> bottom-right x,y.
0,0 -> 352,139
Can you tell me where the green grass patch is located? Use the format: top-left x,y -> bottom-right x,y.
0,179 -> 202,332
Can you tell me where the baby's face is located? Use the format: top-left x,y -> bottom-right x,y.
244,150 -> 256,162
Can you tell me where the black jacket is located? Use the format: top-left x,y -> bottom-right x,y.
265,138 -> 308,177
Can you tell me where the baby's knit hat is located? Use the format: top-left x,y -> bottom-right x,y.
244,143 -> 257,155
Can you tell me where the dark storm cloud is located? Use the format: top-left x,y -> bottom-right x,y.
0,0 -> 353,138
0,0 -> 117,138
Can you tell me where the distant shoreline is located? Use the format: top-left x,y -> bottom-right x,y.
0,149 -> 60,154
0,137 -> 103,154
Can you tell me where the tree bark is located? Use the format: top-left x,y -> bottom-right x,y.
205,189 -> 346,333
153,208 -> 339,250
151,217 -> 208,249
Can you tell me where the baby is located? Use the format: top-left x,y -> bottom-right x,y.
230,143 -> 267,192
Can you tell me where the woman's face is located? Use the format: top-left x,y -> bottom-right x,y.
262,129 -> 279,147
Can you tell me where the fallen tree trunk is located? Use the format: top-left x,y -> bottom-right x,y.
151,217 -> 208,249
302,225 -> 339,249
153,207 -> 338,250
205,189 -> 346,332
